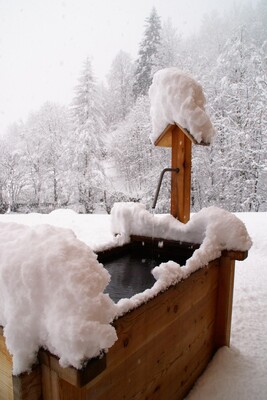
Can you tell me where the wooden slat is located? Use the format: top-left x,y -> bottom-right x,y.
215,256 -> 236,347
171,125 -> 191,222
41,364 -> 60,400
183,135 -> 192,223
38,349 -> 106,388
0,329 -> 42,400
12,366 -> 42,400
222,249 -> 248,261
171,125 -> 181,219
0,331 -> 13,400
154,124 -> 173,147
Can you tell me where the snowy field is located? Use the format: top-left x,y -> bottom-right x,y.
0,210 -> 266,398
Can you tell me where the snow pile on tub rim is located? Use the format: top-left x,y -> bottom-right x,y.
0,222 -> 118,375
111,203 -> 252,316
149,67 -> 215,144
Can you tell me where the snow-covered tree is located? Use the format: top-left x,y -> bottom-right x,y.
0,139 -> 28,212
111,96 -> 170,210
195,27 -> 267,212
21,102 -> 70,208
133,8 -> 161,98
105,51 -> 134,129
254,0 -> 267,46
71,58 -> 106,212
154,19 -> 181,71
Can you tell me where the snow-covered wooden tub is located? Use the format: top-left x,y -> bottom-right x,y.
0,235 -> 248,400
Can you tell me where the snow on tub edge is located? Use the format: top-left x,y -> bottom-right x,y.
0,222 -> 118,375
111,203 -> 252,316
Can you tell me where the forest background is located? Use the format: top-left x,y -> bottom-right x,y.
0,1 -> 266,214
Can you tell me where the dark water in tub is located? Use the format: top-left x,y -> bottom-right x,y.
101,241 -> 197,303
103,253 -> 157,303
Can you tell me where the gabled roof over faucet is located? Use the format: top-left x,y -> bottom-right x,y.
154,122 -> 210,147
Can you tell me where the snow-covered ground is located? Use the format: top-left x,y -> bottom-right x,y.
0,210 -> 266,398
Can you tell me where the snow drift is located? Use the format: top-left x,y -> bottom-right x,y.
0,222 -> 117,375
149,67 -> 216,144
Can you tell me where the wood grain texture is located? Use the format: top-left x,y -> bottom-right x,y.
154,123 -> 201,147
0,330 -> 42,400
215,255 -> 236,347
56,260 -> 220,400
0,332 -> 13,400
12,366 -> 42,400
171,125 -> 191,222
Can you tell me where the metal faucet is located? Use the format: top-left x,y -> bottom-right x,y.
152,167 -> 179,210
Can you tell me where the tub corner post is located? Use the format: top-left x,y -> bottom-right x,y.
215,254 -> 236,348
12,364 -> 43,400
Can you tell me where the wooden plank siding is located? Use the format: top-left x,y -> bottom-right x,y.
0,248 -> 247,400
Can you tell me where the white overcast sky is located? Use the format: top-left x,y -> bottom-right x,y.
0,0 -> 257,134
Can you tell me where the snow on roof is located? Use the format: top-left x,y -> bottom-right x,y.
111,202 -> 252,315
0,222 -> 117,375
149,68 -> 216,144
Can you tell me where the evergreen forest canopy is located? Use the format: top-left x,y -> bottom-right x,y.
0,1 -> 266,214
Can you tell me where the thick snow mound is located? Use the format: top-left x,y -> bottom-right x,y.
111,203 -> 252,253
111,202 -> 252,315
149,68 -> 215,144
0,222 -> 117,375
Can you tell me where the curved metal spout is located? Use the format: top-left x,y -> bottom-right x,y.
152,167 -> 179,210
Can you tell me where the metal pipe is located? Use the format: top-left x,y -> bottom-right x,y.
152,167 -> 179,210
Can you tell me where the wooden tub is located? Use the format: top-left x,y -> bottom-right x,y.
0,236 -> 247,400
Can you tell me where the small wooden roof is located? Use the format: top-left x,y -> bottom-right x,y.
154,123 -> 209,147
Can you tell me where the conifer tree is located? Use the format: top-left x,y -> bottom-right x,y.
71,58 -> 106,212
106,50 -> 134,129
133,7 -> 161,98
154,19 -> 181,70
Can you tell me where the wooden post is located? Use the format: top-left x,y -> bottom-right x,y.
171,125 -> 192,223
215,256 -> 236,347
0,331 -> 13,400
12,367 -> 42,400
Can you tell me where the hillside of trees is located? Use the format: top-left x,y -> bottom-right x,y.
0,1 -> 266,214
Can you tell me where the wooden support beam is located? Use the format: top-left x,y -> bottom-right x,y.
155,123 -> 209,222
184,135 -> 192,223
171,126 -> 180,219
171,125 -> 192,223
12,366 -> 42,400
0,328 -> 42,400
0,330 -> 13,400
215,256 -> 236,347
